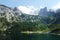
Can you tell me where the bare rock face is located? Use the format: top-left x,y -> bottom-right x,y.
0,4 -> 22,22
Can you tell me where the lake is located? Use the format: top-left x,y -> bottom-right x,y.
17,33 -> 60,40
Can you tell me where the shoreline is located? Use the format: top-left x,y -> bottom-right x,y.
21,31 -> 60,35
21,31 -> 49,34
49,33 -> 60,35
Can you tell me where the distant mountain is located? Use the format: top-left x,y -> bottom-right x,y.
38,7 -> 48,16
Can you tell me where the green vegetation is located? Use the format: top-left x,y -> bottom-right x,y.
0,12 -> 60,40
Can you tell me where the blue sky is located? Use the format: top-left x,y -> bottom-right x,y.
0,0 -> 60,14
0,0 -> 60,8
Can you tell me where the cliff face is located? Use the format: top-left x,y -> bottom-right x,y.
0,4 -> 23,22
0,4 -> 14,21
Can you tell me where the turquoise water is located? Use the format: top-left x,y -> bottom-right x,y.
19,33 -> 60,40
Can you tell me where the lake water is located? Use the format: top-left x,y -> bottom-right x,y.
18,33 -> 60,40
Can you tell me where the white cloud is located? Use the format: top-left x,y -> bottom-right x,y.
28,6 -> 35,9
40,6 -> 45,8
52,2 -> 60,10
18,6 -> 38,15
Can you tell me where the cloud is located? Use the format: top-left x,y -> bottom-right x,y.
40,6 -> 45,8
52,2 -> 60,10
18,6 -> 38,15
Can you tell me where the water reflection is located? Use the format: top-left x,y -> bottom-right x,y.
19,33 -> 60,40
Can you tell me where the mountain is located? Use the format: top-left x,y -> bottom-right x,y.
38,7 -> 55,17
13,7 -> 22,15
0,4 -> 60,32
0,4 -> 24,22
0,4 -> 40,22
0,4 -> 15,22
0,4 -> 58,24
38,7 -> 48,17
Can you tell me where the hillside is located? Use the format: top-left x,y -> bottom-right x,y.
0,4 -> 60,40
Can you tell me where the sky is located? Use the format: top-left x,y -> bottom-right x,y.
0,0 -> 60,14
